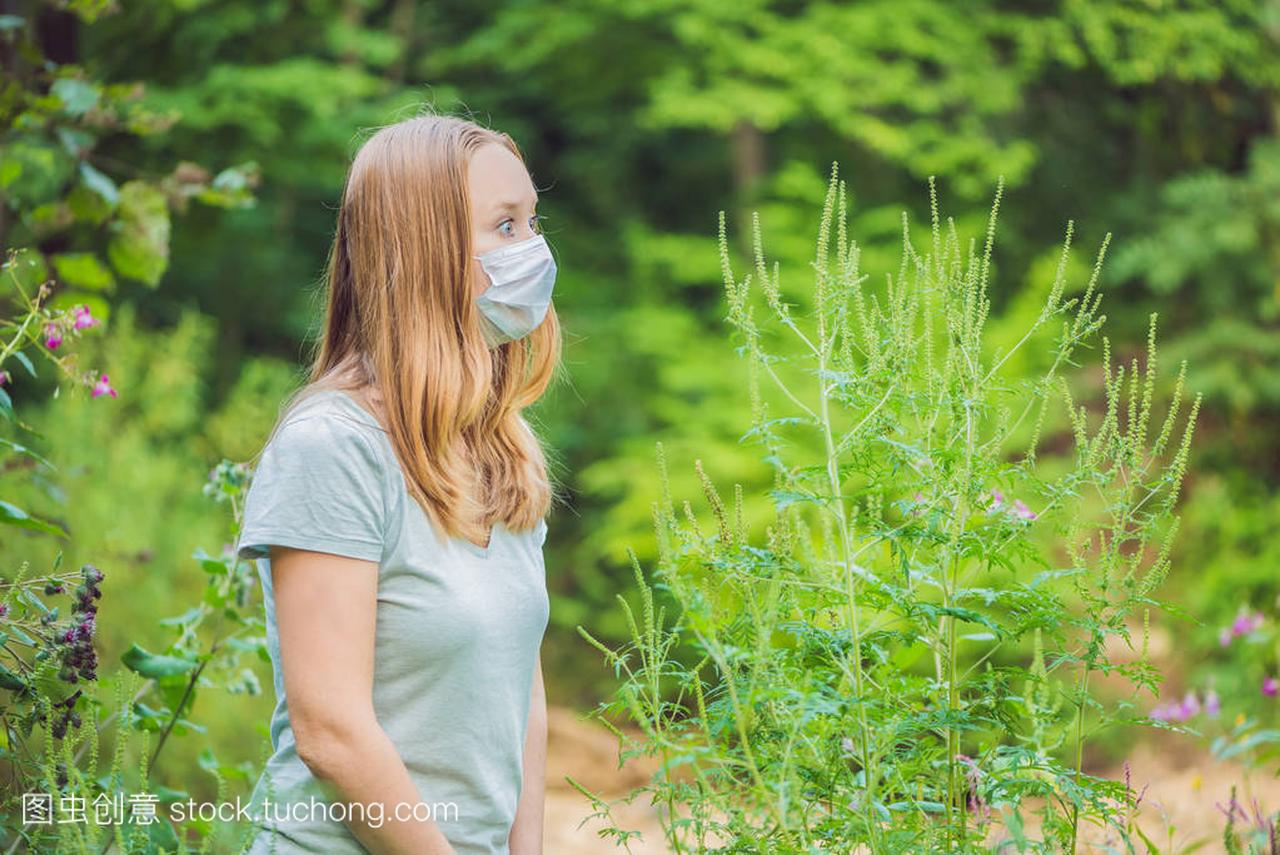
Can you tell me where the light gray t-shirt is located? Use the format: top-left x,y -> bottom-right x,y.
235,388 -> 550,854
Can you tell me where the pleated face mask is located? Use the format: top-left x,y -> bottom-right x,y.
473,233 -> 557,348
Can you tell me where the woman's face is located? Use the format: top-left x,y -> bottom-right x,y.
467,143 -> 542,298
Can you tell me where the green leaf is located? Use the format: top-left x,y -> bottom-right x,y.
51,79 -> 100,116
197,161 -> 258,209
158,606 -> 204,628
108,181 -> 170,286
5,625 -> 36,646
66,186 -> 111,225
121,643 -> 198,679
0,500 -> 69,537
151,784 -> 190,803
0,140 -> 74,207
10,350 -> 36,379
55,128 -> 93,158
78,161 -> 118,206
52,252 -> 115,291
0,662 -> 26,691
0,437 -> 55,471
130,701 -> 168,730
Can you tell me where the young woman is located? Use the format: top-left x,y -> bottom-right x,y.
234,112 -> 562,855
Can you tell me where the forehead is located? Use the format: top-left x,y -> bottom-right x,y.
467,143 -> 538,212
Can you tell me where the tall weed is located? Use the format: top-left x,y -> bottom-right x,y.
577,166 -> 1201,853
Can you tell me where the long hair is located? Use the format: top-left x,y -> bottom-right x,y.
260,111 -> 563,548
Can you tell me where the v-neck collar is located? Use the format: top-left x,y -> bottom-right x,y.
458,521 -> 500,559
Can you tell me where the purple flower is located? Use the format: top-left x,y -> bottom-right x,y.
91,374 -> 118,399
44,323 -> 62,349
1221,610 -> 1266,647
1151,689 -> 1214,722
1263,676 -> 1277,697
1231,611 -> 1264,637
1012,499 -> 1038,521
0,370 -> 9,386
72,305 -> 99,331
986,488 -> 1037,521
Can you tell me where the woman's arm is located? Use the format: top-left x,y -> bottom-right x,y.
508,651 -> 547,854
271,545 -> 456,855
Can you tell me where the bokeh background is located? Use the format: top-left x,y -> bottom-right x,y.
3,0 -> 1279,849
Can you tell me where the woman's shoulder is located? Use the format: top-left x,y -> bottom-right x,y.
258,393 -> 392,483
273,389 -> 386,445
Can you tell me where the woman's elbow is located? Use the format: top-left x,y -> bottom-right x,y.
292,707 -> 377,779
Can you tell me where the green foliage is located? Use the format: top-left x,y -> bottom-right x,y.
0,1 -> 258,320
578,168 -> 1200,852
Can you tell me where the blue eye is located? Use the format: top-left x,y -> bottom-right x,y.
497,214 -> 543,238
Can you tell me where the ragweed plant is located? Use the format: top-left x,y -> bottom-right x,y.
576,165 -> 1201,853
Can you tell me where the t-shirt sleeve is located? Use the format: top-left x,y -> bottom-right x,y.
236,414 -> 388,563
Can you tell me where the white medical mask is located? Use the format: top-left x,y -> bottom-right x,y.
473,233 -> 557,348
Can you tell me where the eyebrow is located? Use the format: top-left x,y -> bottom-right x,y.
490,195 -> 539,216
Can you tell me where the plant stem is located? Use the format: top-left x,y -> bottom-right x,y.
817,341 -> 879,851
1069,661 -> 1091,853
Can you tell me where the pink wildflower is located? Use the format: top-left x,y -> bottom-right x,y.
72,305 -> 100,331
1012,499 -> 1038,521
1221,610 -> 1266,647
1263,676 -> 1278,697
1151,690 -> 1211,722
1231,611 -> 1264,637
91,374 -> 117,399
1205,689 -> 1221,717
988,489 -> 1004,511
44,323 -> 62,348
0,370 -> 8,385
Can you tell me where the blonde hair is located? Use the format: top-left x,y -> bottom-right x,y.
257,111 -> 563,549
